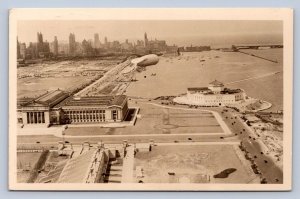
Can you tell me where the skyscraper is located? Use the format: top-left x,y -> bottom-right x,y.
20,43 -> 26,59
53,36 -> 58,56
144,32 -> 148,47
17,37 -> 21,59
69,33 -> 76,55
104,36 -> 108,49
37,32 -> 43,44
94,33 -> 100,48
36,32 -> 44,56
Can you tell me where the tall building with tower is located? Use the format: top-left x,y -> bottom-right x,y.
37,32 -> 43,43
19,43 -> 26,59
143,32 -> 167,52
53,36 -> 58,56
34,32 -> 50,58
69,33 -> 76,55
36,32 -> 44,56
94,33 -> 100,48
17,37 -> 21,59
144,32 -> 148,47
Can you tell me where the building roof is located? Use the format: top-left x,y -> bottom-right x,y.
59,95 -> 127,108
57,149 -> 97,183
35,90 -> 69,104
209,80 -> 224,87
220,88 -> 243,94
187,87 -> 209,92
17,97 -> 35,109
19,90 -> 69,108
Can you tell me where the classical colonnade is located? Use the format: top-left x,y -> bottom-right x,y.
26,112 -> 45,124
65,109 -> 106,123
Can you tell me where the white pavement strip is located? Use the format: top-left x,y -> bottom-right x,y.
63,132 -> 225,138
155,141 -> 240,146
225,71 -> 281,85
17,126 -> 65,137
18,141 -> 240,146
121,145 -> 135,183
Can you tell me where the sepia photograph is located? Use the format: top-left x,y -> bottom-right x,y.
8,8 -> 293,191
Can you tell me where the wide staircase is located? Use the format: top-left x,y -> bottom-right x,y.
104,158 -> 123,183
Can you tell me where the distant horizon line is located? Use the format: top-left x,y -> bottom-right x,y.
17,34 -> 283,48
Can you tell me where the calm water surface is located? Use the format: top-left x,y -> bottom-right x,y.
126,49 -> 283,111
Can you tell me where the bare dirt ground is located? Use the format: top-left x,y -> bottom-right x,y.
17,58 -> 123,98
17,152 -> 42,182
134,144 -> 257,183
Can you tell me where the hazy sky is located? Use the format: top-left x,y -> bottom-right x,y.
17,20 -> 283,47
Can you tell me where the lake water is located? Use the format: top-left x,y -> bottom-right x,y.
126,49 -> 283,111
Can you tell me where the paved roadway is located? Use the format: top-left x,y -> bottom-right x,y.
220,109 -> 283,184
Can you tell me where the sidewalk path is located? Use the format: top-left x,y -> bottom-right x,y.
121,145 -> 135,183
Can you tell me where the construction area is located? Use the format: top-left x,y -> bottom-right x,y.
17,141 -> 261,184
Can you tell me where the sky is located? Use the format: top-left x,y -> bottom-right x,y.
17,20 -> 283,47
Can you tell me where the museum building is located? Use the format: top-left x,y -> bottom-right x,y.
185,80 -> 246,106
17,89 -> 129,126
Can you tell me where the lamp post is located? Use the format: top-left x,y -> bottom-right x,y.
62,131 -> 65,148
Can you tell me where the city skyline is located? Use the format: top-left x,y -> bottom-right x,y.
17,20 -> 283,47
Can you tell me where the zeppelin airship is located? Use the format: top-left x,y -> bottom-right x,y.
122,54 -> 160,75
131,54 -> 159,67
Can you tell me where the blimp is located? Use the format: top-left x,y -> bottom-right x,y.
122,54 -> 160,75
131,54 -> 159,67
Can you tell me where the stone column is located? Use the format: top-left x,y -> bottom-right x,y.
71,111 -> 73,123
84,110 -> 86,122
32,112 -> 34,123
44,111 -> 50,125
75,111 -> 77,123
29,112 -> 32,124
37,112 -> 40,123
69,111 -> 71,123
30,112 -> 33,123
87,110 -> 89,122
33,112 -> 36,123
27,112 -> 30,124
